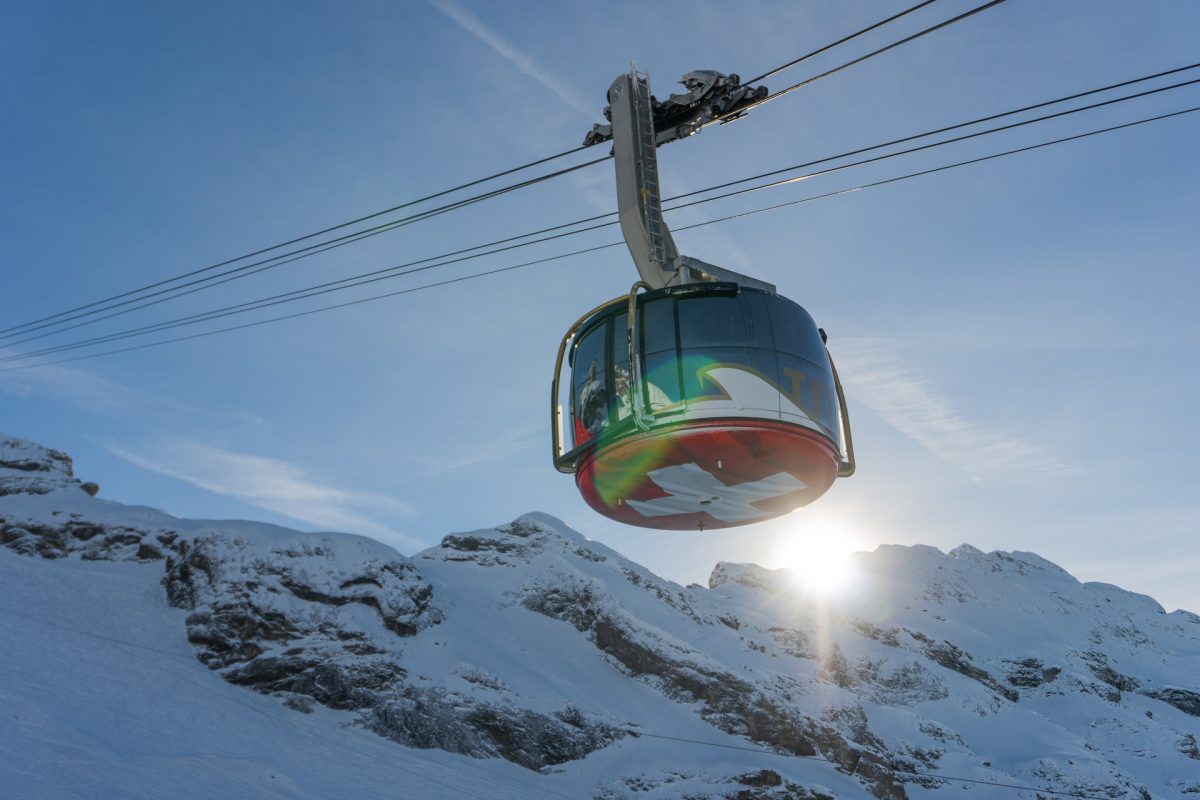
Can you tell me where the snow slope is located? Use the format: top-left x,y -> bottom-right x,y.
2,433 -> 1198,799
0,549 -> 591,800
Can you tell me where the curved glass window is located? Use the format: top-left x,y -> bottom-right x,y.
766,295 -> 827,366
640,296 -> 676,355
609,311 -> 632,424
571,323 -> 608,447
765,294 -> 838,439
639,297 -> 681,413
677,295 -> 748,348
642,351 -> 681,412
677,293 -> 780,413
566,287 -> 840,450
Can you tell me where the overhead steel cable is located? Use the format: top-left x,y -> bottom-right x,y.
670,106 -> 1200,228
0,142 -> 596,340
740,0 -> 940,86
4,73 -> 1196,364
4,79 -> 1195,364
4,104 -> 1195,374
0,207 -> 620,350
684,64 -> 1200,201
664,75 -> 1200,207
6,64 -> 1197,355
0,155 -> 609,343
711,0 -> 1009,125
2,1 -> 994,341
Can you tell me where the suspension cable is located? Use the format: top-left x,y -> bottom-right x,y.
1,0 -> 998,342
3,74 -> 1194,363
0,156 -> 607,343
666,76 -> 1200,209
5,104 -> 1194,373
740,0 -> 940,86
721,0 -> 1008,124
0,142 -> 598,339
6,66 -> 1195,357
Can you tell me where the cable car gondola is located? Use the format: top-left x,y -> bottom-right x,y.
551,68 -> 854,531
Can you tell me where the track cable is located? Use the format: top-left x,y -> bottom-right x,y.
0,143 -> 596,339
2,72 -> 1195,364
2,0 -> 1004,342
711,0 -> 1008,125
4,104 -> 1194,373
740,0 -> 939,86
0,156 -> 608,342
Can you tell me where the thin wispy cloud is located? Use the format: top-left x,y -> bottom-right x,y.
0,351 -> 144,412
108,438 -> 421,549
0,350 -> 269,432
834,337 -> 1071,481
401,423 -> 541,477
429,0 -> 594,118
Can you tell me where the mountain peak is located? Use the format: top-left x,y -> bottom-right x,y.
419,512 -> 622,569
0,432 -> 97,499
3,434 -> 1198,799
708,560 -> 782,591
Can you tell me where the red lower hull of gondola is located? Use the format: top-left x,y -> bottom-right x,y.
575,419 -> 840,530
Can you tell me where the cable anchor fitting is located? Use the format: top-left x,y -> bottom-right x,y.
583,69 -> 768,147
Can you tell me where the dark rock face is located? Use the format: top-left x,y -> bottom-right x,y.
1004,657 -> 1061,688
0,436 -> 87,497
1180,733 -> 1200,760
0,448 -> 645,784
598,769 -> 842,800
0,443 -> 73,475
1085,651 -> 1142,693
1,504 -> 438,715
1146,688 -> 1200,718
921,641 -> 1019,702
519,569 -> 905,800
156,533 -> 442,724
1081,651 -> 1200,715
368,691 -> 621,770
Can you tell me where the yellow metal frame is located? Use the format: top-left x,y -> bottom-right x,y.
828,352 -> 856,477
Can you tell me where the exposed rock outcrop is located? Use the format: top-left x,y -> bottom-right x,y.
3,432 -> 1198,799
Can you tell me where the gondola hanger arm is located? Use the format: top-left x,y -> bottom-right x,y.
592,65 -> 775,293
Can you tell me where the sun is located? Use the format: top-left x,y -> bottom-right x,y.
771,512 -> 867,597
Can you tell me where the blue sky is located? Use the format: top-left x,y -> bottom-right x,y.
3,1 -> 1198,611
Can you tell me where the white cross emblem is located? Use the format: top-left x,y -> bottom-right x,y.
625,463 -> 808,523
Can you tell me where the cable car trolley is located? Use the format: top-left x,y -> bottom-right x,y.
552,67 -> 855,531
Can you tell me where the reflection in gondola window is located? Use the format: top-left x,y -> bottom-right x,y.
610,312 -> 631,423
572,325 -> 607,446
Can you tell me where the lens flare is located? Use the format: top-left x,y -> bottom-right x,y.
772,513 -> 866,597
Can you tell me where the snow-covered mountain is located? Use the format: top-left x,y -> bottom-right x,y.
2,433 -> 1198,799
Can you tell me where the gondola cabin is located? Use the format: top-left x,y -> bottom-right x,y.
552,282 -> 853,531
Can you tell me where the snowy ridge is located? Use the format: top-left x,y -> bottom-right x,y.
0,434 -> 84,498
2,433 -> 1199,799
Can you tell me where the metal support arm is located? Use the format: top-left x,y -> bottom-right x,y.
602,67 -> 774,293
608,71 -> 682,289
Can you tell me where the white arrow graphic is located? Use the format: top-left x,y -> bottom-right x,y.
697,366 -> 826,433
626,462 -> 808,523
